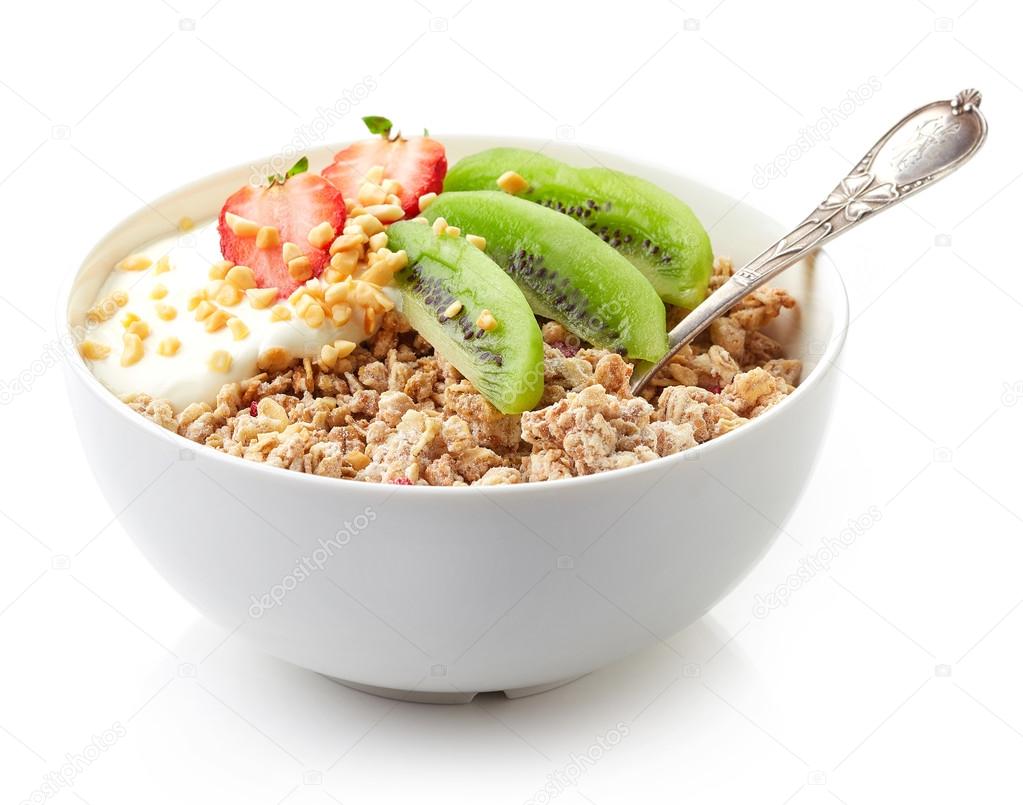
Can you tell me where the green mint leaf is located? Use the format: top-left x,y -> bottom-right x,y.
285,156 -> 309,178
266,156 -> 309,186
362,116 -> 393,137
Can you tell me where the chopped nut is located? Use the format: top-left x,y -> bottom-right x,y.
155,302 -> 177,321
366,285 -> 395,311
497,170 -> 528,194
270,304 -> 292,322
410,216 -> 429,224
154,255 -> 171,274
431,216 -> 448,236
208,349 -> 232,373
257,346 -> 291,371
225,265 -> 257,290
353,213 -> 385,236
443,300 -> 463,319
476,309 -> 498,331
79,340 -> 111,360
288,285 -> 307,306
445,225 -> 461,238
228,317 -> 249,340
368,231 -> 388,252
324,281 -> 351,306
246,287 -> 278,309
194,300 -> 216,321
288,256 -> 313,282
363,305 -> 377,335
204,308 -> 230,333
225,212 -> 259,237
120,332 -> 144,366
366,165 -> 385,184
308,220 -> 336,250
255,226 -> 280,249
347,450 -> 371,470
349,280 -> 388,310
127,320 -> 150,339
209,260 -> 233,280
303,303 -> 325,328
382,178 -> 403,196
118,253 -> 152,271
360,249 -> 407,286
282,241 -> 303,263
156,336 -> 180,356
187,290 -> 207,311
257,397 -> 289,424
330,232 -> 367,254
334,339 -> 357,358
303,278 -> 324,299
121,311 -> 140,328
358,264 -> 388,287
215,283 -> 244,306
418,192 -> 437,210
294,294 -> 316,317
320,343 -> 338,368
149,284 -> 168,300
331,303 -> 353,325
330,249 -> 359,278
466,234 -> 486,250
357,182 -> 387,206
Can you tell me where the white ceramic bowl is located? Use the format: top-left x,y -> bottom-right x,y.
60,137 -> 848,703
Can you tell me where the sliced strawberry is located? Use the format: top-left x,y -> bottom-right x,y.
323,119 -> 446,218
218,167 -> 346,297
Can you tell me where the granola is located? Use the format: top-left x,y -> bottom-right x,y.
126,257 -> 803,486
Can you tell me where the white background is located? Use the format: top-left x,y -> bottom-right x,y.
2,1 -> 1021,802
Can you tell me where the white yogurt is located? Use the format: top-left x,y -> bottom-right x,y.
83,221 -> 396,409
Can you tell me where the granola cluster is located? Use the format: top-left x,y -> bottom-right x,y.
125,258 -> 802,486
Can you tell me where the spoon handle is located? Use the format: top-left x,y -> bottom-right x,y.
631,89 -> 988,394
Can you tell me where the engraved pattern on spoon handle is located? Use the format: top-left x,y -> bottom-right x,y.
630,89 -> 987,394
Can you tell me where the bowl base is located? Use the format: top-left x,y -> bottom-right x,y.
324,674 -> 585,704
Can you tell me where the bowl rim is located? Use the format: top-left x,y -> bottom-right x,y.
57,135 -> 850,498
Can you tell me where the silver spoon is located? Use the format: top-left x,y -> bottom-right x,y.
631,89 -> 988,395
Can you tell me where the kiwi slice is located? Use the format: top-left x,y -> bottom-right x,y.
444,148 -> 713,309
387,221 -> 544,414
423,191 -> 668,362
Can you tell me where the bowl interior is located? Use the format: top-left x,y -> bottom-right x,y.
61,135 -> 846,437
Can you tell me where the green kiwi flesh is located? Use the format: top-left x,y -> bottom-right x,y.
444,147 -> 713,309
423,191 -> 668,362
386,221 -> 544,414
